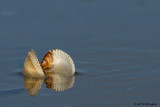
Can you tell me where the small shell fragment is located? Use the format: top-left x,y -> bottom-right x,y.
23,49 -> 44,77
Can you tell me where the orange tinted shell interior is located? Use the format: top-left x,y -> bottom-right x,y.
40,50 -> 54,71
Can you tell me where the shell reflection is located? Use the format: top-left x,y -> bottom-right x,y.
45,73 -> 75,91
24,76 -> 44,97
24,73 -> 75,96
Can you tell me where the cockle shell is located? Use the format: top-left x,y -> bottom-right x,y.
41,49 -> 75,76
23,49 -> 75,77
24,76 -> 44,97
44,73 -> 75,91
23,49 -> 44,77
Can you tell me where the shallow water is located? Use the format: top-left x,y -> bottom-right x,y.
0,0 -> 160,107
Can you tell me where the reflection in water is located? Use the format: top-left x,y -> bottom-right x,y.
45,73 -> 75,91
24,77 -> 44,97
24,73 -> 75,97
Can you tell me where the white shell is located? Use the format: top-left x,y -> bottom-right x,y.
23,49 -> 44,77
45,49 -> 75,76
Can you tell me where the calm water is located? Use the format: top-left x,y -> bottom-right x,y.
0,0 -> 160,107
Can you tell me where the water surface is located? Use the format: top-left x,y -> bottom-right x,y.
0,0 -> 160,107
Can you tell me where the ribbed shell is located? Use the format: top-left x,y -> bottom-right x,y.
23,49 -> 75,77
23,49 -> 44,77
41,49 -> 75,76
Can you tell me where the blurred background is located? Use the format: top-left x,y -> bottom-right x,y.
0,0 -> 160,107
